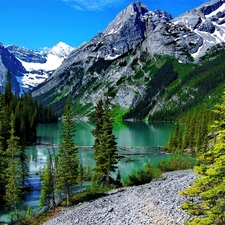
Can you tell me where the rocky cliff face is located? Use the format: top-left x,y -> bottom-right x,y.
0,43 -> 25,93
31,2 -> 173,116
31,0 -> 225,119
172,0 -> 225,59
7,45 -> 47,63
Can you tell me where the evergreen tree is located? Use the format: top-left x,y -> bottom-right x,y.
92,97 -> 119,187
19,145 -> 29,188
39,151 -> 56,212
0,120 -> 6,206
77,163 -> 85,191
167,121 -> 183,153
167,128 -> 176,151
196,107 -> 209,154
180,92 -> 225,224
4,113 -> 23,222
4,70 -> 13,106
56,99 -> 79,206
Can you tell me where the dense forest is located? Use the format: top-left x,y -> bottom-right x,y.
149,49 -> 225,121
0,71 -> 58,216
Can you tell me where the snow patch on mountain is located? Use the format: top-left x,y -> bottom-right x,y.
20,42 -> 74,72
172,1 -> 225,60
205,3 -> 225,18
11,42 -> 74,92
20,53 -> 65,72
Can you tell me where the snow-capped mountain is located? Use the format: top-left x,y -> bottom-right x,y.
7,42 -> 74,92
172,0 -> 225,59
31,0 -> 225,119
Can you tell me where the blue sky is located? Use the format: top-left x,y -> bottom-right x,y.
0,0 -> 209,50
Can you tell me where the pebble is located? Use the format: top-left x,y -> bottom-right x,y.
43,170 -> 197,225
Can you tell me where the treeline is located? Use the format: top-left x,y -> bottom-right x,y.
151,49 -> 225,121
1,71 -> 58,145
180,91 -> 225,224
0,71 -> 58,217
167,107 -> 215,156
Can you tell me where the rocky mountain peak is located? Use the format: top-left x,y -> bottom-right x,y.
47,42 -> 74,58
200,0 -> 225,15
170,0 -> 225,60
7,45 -> 47,63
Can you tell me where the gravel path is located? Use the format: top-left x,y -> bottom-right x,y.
43,170 -> 197,225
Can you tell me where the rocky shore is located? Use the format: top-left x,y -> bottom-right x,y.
43,170 -> 197,225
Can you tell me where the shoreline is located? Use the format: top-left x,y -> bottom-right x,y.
43,170 -> 197,225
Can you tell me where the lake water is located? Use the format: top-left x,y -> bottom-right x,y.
0,121 -> 175,223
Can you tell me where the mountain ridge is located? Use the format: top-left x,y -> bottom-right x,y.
2,42 -> 74,93
2,0 -> 225,121
31,0 -> 225,119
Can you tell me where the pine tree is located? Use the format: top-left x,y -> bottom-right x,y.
39,148 -> 56,212
0,97 -> 7,205
4,70 -> 13,106
196,107 -> 209,155
92,97 -> 119,187
0,120 -> 6,206
19,145 -> 29,188
77,163 -> 84,191
167,128 -> 176,151
182,111 -> 198,155
56,99 -> 79,206
180,92 -> 225,224
4,113 -> 23,222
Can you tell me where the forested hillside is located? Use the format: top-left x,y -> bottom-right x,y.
146,48 -> 225,121
0,70 -> 58,209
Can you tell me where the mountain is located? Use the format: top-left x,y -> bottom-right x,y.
30,0 -> 225,120
0,43 -> 25,94
32,2 -> 173,115
6,42 -> 74,93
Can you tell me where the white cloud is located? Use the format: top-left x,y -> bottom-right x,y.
62,0 -> 124,11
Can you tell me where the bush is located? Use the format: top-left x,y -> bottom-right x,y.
70,188 -> 109,205
156,156 -> 195,172
122,163 -> 161,186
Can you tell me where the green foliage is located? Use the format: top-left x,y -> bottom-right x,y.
180,91 -> 225,224
70,188 -> 108,205
56,99 -> 80,206
92,97 -> 119,187
4,113 -> 23,221
167,108 -> 210,156
0,70 -> 58,218
4,70 -> 13,105
156,156 -> 195,172
14,210 -> 51,225
112,104 -> 130,122
39,153 -> 56,212
122,163 -> 161,186
87,58 -> 113,74
153,49 -> 225,121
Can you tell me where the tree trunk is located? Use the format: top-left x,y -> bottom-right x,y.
66,193 -> 69,207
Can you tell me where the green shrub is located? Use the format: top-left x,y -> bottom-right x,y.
156,156 -> 195,172
70,188 -> 109,205
122,163 -> 161,186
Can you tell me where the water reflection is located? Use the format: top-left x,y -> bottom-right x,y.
0,121 -> 174,223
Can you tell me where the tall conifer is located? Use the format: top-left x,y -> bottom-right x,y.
4,113 -> 23,222
92,97 -> 119,187
4,70 -> 13,106
56,99 -> 79,206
